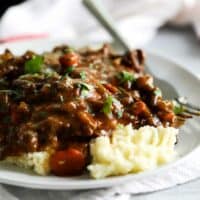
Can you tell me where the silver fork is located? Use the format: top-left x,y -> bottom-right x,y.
83,0 -> 200,117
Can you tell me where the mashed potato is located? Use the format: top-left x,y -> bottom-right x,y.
87,124 -> 178,179
4,152 -> 51,175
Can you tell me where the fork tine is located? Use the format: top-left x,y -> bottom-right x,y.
176,97 -> 200,111
184,108 -> 200,116
174,97 -> 200,116
177,113 -> 193,118
176,116 -> 186,121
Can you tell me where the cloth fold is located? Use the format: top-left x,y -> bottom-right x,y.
0,0 -> 200,46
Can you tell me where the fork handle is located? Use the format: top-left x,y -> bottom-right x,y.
83,0 -> 130,51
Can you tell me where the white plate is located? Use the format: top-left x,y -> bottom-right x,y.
0,39 -> 199,190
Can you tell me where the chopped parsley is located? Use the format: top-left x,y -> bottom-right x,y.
77,82 -> 93,98
43,68 -> 56,77
102,95 -> 123,117
77,82 -> 91,90
102,95 -> 114,116
112,98 -> 123,118
117,110 -> 123,118
24,55 -> 44,74
89,63 -> 94,69
80,71 -> 86,80
64,47 -> 74,53
172,100 -> 184,115
154,88 -> 162,97
117,71 -> 135,83
65,66 -> 74,75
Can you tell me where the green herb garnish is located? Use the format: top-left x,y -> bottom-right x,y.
102,95 -> 114,116
64,47 -> 74,53
172,100 -> 184,114
154,88 -> 162,97
43,68 -> 57,77
77,82 -> 91,90
80,71 -> 86,80
24,55 -> 44,74
117,71 -> 135,83
112,98 -> 123,118
117,110 -> 123,118
89,64 -> 94,69
77,82 -> 93,98
65,66 -> 74,75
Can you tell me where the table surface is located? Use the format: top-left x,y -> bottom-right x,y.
2,26 -> 200,200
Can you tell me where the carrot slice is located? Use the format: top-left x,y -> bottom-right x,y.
59,52 -> 79,67
132,101 -> 147,116
103,83 -> 118,93
50,148 -> 86,176
159,112 -> 175,123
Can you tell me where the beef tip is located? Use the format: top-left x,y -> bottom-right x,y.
121,49 -> 145,72
136,75 -> 154,91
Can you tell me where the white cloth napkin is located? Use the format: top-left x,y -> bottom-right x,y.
0,0 -> 200,46
0,1 -> 200,199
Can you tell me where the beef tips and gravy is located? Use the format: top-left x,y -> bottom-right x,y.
0,44 -> 180,176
